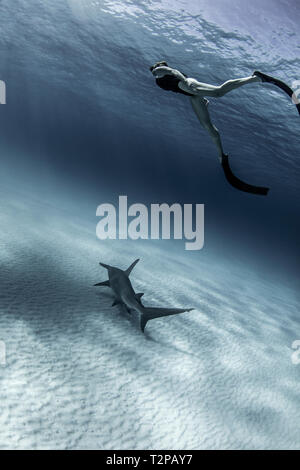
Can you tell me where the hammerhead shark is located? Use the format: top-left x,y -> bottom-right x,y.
94,259 -> 194,332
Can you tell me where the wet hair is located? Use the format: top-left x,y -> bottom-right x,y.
149,61 -> 168,72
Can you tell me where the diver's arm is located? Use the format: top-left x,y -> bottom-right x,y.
151,66 -> 187,81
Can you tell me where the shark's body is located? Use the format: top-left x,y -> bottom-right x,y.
94,259 -> 193,332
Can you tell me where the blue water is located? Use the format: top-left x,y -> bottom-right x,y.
0,0 -> 299,449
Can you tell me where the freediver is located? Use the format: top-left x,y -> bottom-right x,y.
150,61 -> 300,195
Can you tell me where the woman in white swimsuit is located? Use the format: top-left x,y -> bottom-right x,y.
150,61 -> 299,195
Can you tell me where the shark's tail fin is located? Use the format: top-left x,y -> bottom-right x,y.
140,307 -> 194,332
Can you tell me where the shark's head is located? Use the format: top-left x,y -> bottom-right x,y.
100,262 -> 124,278
99,262 -> 114,272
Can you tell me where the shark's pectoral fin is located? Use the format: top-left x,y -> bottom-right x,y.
125,259 -> 140,276
140,307 -> 194,332
136,292 -> 144,303
94,280 -> 110,287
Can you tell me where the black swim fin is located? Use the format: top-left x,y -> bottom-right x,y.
221,154 -> 269,196
253,71 -> 300,115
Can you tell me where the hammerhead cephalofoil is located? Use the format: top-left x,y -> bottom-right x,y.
94,259 -> 194,332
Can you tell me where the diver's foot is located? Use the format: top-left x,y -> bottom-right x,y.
252,70 -> 272,83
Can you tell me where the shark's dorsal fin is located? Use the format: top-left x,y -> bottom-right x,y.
94,280 -> 110,287
125,259 -> 140,276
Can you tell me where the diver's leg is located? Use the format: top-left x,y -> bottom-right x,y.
190,96 -> 224,162
190,96 -> 269,195
181,75 -> 262,98
217,75 -> 261,96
